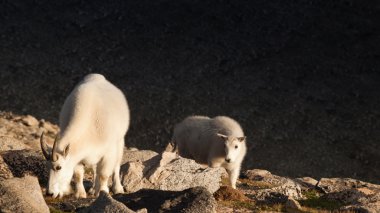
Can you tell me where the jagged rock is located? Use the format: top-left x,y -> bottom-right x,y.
121,150 -> 223,193
285,197 -> 302,211
317,178 -> 380,212
1,149 -> 48,184
20,115 -> 39,127
0,113 -> 58,152
114,187 -> 216,213
244,169 -> 272,180
38,119 -> 59,134
317,178 -> 373,194
0,176 -> 49,213
242,169 -> 303,203
81,191 -> 146,213
0,135 -> 30,151
295,177 -> 318,189
0,155 -> 13,180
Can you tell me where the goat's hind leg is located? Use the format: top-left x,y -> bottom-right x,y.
94,158 -> 113,196
111,138 -> 124,194
88,165 -> 97,195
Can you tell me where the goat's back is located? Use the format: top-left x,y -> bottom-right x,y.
59,74 -> 129,148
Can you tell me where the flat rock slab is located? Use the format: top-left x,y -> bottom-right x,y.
0,176 -> 49,213
114,186 -> 216,213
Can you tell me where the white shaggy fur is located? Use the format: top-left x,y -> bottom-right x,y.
40,73 -> 129,198
172,115 -> 247,189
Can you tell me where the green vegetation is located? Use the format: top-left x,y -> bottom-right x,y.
218,179 -> 346,212
298,190 -> 343,211
220,177 -> 230,186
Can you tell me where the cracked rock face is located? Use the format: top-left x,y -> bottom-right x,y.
0,176 -> 49,213
121,150 -> 224,194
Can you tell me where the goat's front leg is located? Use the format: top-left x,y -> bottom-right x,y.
73,164 -> 87,198
227,166 -> 241,189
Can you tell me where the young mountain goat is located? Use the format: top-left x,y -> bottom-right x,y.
172,115 -> 247,189
40,73 -> 129,198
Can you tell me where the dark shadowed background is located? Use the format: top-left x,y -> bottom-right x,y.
0,0 -> 379,183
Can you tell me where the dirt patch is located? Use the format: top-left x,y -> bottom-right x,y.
214,186 -> 251,202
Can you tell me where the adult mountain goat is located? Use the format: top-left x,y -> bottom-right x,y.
172,116 -> 247,189
40,73 -> 129,198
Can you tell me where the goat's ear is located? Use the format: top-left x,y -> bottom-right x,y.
237,136 -> 246,142
216,133 -> 228,141
63,144 -> 70,158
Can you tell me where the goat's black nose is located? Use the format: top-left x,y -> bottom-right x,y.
225,158 -> 231,163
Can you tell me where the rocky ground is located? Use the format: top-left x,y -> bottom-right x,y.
1,113 -> 379,212
0,0 -> 379,184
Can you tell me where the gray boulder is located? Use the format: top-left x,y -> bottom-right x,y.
0,175 -> 49,213
121,150 -> 224,194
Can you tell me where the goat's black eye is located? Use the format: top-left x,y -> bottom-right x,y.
235,145 -> 238,149
56,166 -> 61,171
